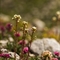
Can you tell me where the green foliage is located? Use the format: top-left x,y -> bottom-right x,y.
0,0 -> 50,16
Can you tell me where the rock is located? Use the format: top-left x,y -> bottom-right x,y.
8,37 -> 14,42
30,39 -> 45,55
0,14 -> 10,23
0,37 -> 14,47
0,40 -> 8,47
33,19 -> 45,31
50,26 -> 60,35
30,38 -> 60,56
1,48 -> 8,53
8,52 -> 20,60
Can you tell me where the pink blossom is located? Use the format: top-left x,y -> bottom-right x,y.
14,32 -> 20,37
54,51 -> 60,56
23,47 -> 29,54
6,23 -> 12,31
0,26 -> 5,32
0,53 -> 10,58
51,58 -> 58,60
18,40 -> 25,45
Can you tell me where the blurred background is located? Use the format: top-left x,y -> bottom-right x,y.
0,0 -> 60,41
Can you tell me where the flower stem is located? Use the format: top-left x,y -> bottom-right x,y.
14,20 -> 18,60
26,31 -> 34,60
20,25 -> 26,60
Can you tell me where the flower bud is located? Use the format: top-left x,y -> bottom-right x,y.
23,47 -> 29,54
23,21 -> 28,25
32,27 -> 36,32
54,51 -> 60,56
0,26 -> 5,32
56,11 -> 60,16
14,32 -> 20,37
18,40 -> 25,45
6,23 -> 12,31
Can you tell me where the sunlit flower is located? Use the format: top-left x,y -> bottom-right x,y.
23,21 -> 28,25
32,27 -> 36,32
12,14 -> 21,22
42,50 -> 52,58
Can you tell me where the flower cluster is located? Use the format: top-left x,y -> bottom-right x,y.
12,14 -> 21,22
0,14 -> 37,60
0,53 -> 10,58
41,50 -> 52,60
41,50 -> 60,60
